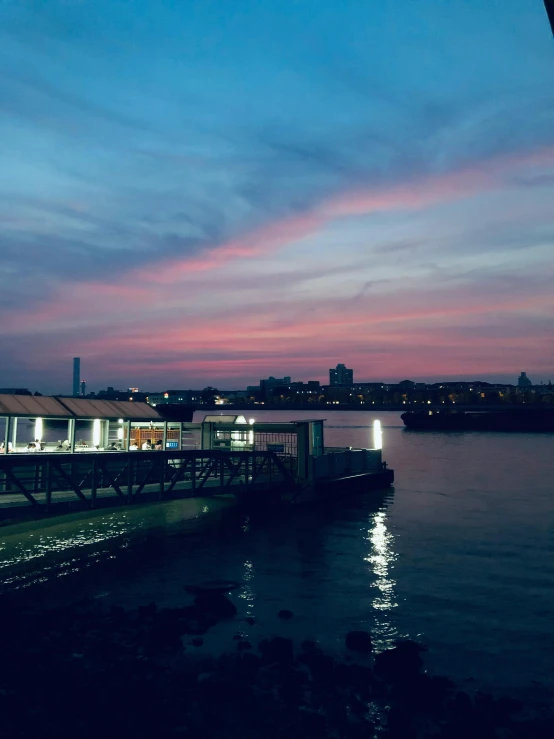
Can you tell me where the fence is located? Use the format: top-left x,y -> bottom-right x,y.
0,448 -> 298,513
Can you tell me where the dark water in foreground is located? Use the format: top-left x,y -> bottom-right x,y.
1,411 -> 553,703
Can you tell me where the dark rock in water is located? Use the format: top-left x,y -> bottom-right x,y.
137,602 -> 157,619
345,630 -> 373,654
473,691 -> 522,729
449,690 -> 473,715
237,651 -> 261,676
300,639 -> 322,654
278,609 -> 294,620
185,580 -> 240,594
147,622 -> 183,651
3,598 -> 546,739
387,704 -> 416,738
193,591 -> 237,620
109,605 -> 126,623
495,694 -> 522,716
296,711 -> 327,737
191,637 -> 204,647
299,652 -> 336,685
334,663 -> 373,698
244,616 -> 256,625
393,672 -> 455,710
259,636 -> 294,666
374,639 -> 424,679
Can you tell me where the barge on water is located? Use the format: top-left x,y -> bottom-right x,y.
401,407 -> 554,432
0,394 -> 393,520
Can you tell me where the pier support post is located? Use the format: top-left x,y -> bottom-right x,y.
296,423 -> 310,481
127,457 -> 134,503
45,461 -> 53,509
159,456 -> 165,500
11,417 -> 17,451
68,419 -> 76,454
33,461 -> 40,496
91,458 -> 97,507
3,417 -> 11,454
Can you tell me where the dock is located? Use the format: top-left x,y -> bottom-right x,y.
1,395 -> 393,522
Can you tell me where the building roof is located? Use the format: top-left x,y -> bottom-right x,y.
203,414 -> 248,424
57,397 -> 162,420
0,394 -> 72,418
0,394 -> 163,421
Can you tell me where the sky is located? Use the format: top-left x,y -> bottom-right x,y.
1,0 -> 553,393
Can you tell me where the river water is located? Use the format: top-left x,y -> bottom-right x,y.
1,410 -> 553,703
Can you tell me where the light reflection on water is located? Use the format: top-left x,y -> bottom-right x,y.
0,497 -> 233,594
363,507 -> 401,651
367,510 -> 398,611
239,560 -> 256,619
0,514 -> 137,572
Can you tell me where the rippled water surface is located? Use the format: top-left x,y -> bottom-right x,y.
1,410 -> 553,701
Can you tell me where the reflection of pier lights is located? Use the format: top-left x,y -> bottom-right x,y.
365,508 -> 398,649
239,559 -> 255,619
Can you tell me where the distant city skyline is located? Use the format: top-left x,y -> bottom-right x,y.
1,1 -> 553,390
2,365 -> 549,398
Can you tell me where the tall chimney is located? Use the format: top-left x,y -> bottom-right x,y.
73,357 -> 81,397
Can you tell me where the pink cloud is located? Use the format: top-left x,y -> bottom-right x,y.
134,144 -> 554,285
5,143 -> 554,387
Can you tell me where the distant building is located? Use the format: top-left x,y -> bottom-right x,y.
517,372 -> 532,388
397,380 -> 416,390
329,364 -> 353,386
96,386 -> 148,402
260,376 -> 291,396
0,388 -> 32,395
147,390 -> 201,406
80,380 -> 86,396
72,357 -> 81,397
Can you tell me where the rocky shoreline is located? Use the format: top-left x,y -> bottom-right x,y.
1,586 -> 552,739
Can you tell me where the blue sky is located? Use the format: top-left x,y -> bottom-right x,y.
1,0 -> 553,392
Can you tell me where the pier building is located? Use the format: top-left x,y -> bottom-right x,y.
0,394 -> 392,520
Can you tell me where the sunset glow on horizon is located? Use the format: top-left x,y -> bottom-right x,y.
1,1 -> 553,392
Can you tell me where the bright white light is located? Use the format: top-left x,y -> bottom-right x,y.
35,417 -> 43,441
249,418 -> 255,425
118,418 -> 124,424
117,428 -> 124,440
92,419 -> 101,447
373,420 -> 382,450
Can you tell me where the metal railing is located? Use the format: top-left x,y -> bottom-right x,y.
0,449 -> 298,514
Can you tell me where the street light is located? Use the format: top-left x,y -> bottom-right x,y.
373,420 -> 382,450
